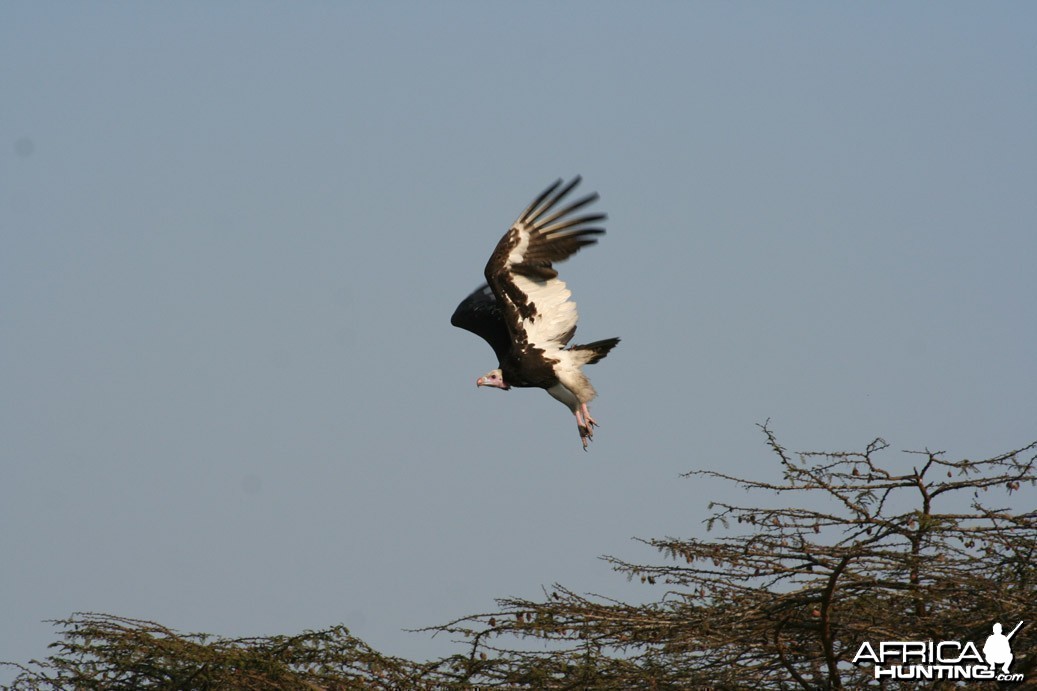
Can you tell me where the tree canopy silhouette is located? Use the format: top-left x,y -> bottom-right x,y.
7,425 -> 1035,689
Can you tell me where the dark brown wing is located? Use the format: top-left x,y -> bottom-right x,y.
483,177 -> 606,347
450,283 -> 510,364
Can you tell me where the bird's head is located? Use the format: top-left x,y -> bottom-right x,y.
476,369 -> 510,390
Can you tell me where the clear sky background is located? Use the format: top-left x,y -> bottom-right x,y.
2,3 -> 1035,679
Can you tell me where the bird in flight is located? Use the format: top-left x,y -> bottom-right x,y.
451,177 -> 619,450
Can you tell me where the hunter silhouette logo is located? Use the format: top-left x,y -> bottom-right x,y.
984,621 -> 1023,674
852,621 -> 1025,682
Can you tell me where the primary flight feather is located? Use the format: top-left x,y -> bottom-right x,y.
451,177 -> 619,450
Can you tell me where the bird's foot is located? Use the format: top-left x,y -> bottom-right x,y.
576,409 -> 593,450
580,403 -> 599,429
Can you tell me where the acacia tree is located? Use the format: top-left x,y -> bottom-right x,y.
7,426 -> 1036,690
2,613 -> 440,690
427,425 -> 1037,689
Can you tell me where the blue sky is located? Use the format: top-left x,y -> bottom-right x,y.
2,3 -> 1035,678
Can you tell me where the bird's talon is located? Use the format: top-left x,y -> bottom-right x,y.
578,422 -> 594,450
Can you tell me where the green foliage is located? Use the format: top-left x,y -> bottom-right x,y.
3,614 -> 439,690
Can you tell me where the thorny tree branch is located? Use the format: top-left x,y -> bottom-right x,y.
7,426 -> 1037,690
416,425 -> 1037,689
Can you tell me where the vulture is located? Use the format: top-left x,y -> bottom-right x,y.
451,177 -> 619,450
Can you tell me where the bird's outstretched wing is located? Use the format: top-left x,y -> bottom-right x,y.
483,177 -> 606,352
450,283 -> 510,364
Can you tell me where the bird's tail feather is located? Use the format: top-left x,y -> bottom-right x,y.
569,337 -> 620,365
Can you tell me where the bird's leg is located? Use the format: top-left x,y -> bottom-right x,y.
580,402 -> 599,430
579,408 -> 594,439
574,408 -> 592,450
